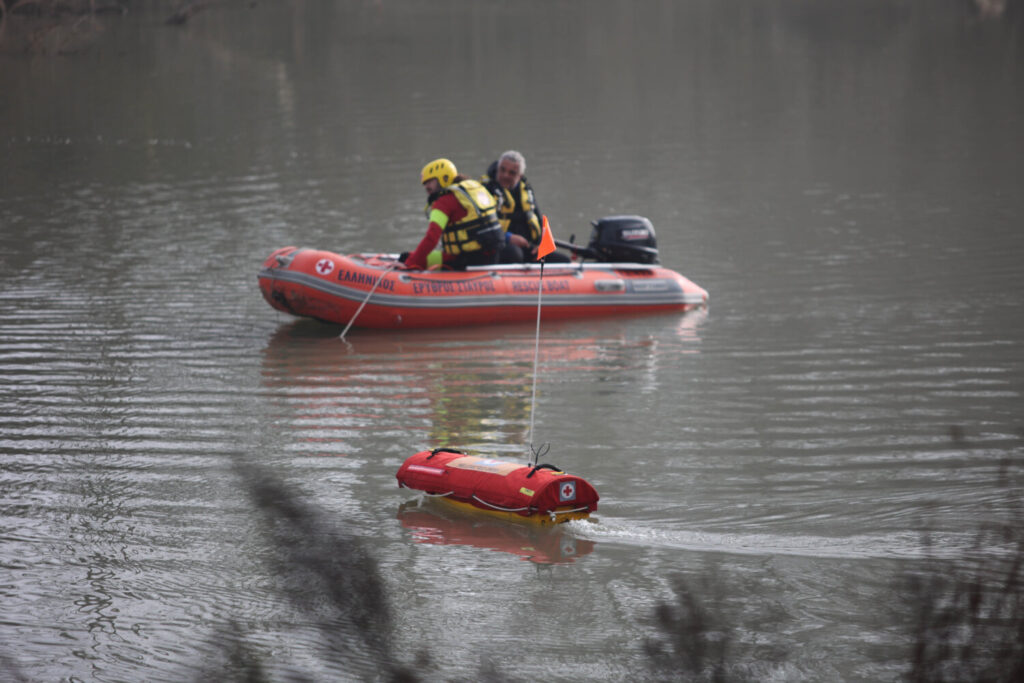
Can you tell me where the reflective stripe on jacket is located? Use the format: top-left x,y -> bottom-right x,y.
440,179 -> 504,255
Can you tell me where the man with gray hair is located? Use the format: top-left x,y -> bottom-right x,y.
482,150 -> 569,262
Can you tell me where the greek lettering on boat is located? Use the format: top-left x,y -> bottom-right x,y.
411,279 -> 497,295
337,269 -> 396,292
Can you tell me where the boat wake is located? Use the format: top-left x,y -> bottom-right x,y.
564,516 -> 974,561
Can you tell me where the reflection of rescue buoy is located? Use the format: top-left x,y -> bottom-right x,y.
396,500 -> 596,564
396,448 -> 599,525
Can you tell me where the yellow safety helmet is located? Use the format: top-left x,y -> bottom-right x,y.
421,158 -> 457,188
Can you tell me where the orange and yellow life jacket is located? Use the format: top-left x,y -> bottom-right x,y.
482,174 -> 542,245
438,179 -> 504,256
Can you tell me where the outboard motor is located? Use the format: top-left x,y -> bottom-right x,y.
587,215 -> 660,264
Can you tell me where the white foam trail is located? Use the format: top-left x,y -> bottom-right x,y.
563,517 -> 980,561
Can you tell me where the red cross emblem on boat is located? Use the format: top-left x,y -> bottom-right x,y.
315,258 -> 334,275
559,481 -> 576,502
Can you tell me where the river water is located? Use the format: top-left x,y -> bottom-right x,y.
2,1 -> 1023,681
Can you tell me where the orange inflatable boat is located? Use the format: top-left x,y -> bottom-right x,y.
257,216 -> 708,330
396,448 -> 599,525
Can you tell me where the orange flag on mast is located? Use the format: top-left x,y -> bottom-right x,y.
536,215 -> 556,260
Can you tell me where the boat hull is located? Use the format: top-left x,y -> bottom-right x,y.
258,247 -> 708,329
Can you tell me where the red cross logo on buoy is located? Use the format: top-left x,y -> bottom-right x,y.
559,481 -> 576,502
315,258 -> 334,275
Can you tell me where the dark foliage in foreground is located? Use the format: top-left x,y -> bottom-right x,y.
220,449 -> 1024,682
5,444 -> 1021,680
903,459 -> 1024,683
644,572 -> 734,683
223,462 -> 419,683
642,562 -> 792,683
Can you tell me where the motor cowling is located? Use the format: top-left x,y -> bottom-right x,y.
587,215 -> 660,264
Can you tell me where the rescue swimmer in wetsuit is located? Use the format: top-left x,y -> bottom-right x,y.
481,150 -> 571,263
402,158 -> 505,271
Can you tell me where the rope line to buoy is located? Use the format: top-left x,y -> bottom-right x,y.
527,260 -> 546,464
398,482 -> 452,497
471,495 -> 531,513
551,506 -> 590,515
339,261 -> 397,340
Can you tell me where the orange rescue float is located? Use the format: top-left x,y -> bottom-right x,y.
396,448 -> 599,525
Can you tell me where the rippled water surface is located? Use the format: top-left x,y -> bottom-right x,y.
2,1 -> 1023,681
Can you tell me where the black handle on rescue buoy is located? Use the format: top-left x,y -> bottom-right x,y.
526,463 -> 563,478
427,447 -> 464,460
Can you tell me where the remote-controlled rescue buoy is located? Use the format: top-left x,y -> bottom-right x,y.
396,448 -> 599,525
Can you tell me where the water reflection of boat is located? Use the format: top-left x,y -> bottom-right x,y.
397,499 -> 596,564
259,322 -> 593,450
257,249 -> 708,330
258,314 -> 706,453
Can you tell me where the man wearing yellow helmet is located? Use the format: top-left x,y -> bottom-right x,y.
403,158 -> 504,270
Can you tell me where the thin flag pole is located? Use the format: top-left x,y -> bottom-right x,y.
527,216 -> 557,465
527,258 -> 545,463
